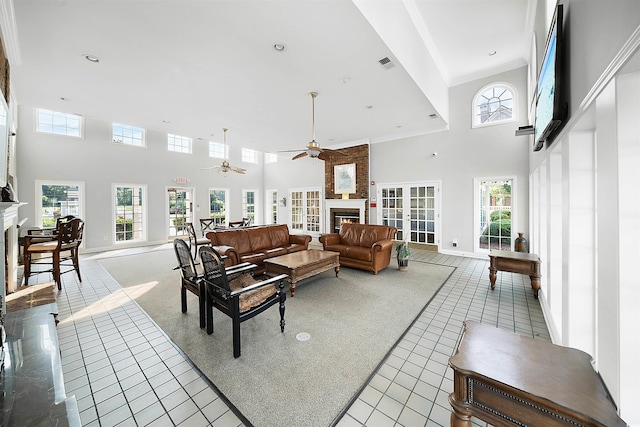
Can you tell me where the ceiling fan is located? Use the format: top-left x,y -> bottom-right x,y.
202,128 -> 246,174
280,92 -> 348,161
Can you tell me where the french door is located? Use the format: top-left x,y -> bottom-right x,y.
167,187 -> 194,237
377,182 -> 440,248
289,188 -> 322,236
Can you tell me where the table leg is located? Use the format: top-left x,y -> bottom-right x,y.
489,259 -> 497,291
530,275 -> 540,299
334,265 -> 340,277
450,408 -> 472,427
289,281 -> 296,297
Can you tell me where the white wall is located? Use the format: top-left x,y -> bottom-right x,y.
528,1 -> 640,423
370,66 -> 530,254
16,107 -> 267,251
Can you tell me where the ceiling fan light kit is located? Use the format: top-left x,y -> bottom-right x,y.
201,128 -> 246,174
280,92 -> 348,161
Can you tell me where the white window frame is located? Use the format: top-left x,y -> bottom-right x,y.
472,82 -> 517,128
266,189 -> 278,225
289,187 -> 322,236
264,152 -> 278,164
113,183 -> 148,244
208,188 -> 229,227
209,141 -> 227,159
473,176 -> 517,253
34,180 -> 85,230
242,189 -> 258,224
112,123 -> 146,147
168,133 -> 192,153
36,108 -> 83,138
242,148 -> 259,164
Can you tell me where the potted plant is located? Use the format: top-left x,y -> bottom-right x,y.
396,241 -> 411,271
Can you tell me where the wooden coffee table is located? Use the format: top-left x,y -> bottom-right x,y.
264,250 -> 340,296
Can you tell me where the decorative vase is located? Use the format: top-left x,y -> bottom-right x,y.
515,232 -> 529,253
397,257 -> 409,271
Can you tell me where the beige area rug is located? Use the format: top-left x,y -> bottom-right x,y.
98,248 -> 454,427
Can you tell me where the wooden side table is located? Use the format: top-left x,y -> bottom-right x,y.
448,321 -> 627,427
488,249 -> 541,298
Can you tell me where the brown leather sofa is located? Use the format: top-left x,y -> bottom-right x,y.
206,224 -> 312,275
319,223 -> 397,274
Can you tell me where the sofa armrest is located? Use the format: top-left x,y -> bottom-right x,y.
289,234 -> 312,247
319,233 -> 340,247
371,239 -> 394,252
211,245 -> 240,266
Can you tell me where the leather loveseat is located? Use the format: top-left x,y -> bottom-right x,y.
206,224 -> 312,275
319,223 -> 397,274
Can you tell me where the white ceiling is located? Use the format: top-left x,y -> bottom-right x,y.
8,0 -> 533,154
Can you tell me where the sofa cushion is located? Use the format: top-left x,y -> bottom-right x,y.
322,244 -> 348,258
360,228 -> 383,247
345,246 -> 372,262
340,225 -> 362,246
247,227 -> 272,252
240,252 -> 267,266
268,224 -> 290,247
285,243 -> 307,253
214,229 -> 252,255
264,247 -> 287,258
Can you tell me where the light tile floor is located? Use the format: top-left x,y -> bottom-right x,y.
31,245 -> 550,426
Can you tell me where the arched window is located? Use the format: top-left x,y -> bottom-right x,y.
473,83 -> 517,127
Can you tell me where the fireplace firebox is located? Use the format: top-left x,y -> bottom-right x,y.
331,209 -> 360,233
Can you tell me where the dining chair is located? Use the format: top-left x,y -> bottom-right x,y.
23,217 -> 84,290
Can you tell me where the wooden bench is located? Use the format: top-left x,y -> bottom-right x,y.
448,321 -> 627,427
489,249 -> 541,298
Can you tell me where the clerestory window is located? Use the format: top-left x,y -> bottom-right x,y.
473,83 -> 516,127
113,123 -> 145,147
36,109 -> 83,137
168,134 -> 192,153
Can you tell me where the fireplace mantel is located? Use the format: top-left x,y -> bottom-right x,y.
324,199 -> 367,233
1,201 -> 26,315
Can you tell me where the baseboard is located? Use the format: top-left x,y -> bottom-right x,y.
439,248 -> 486,259
79,240 -> 170,254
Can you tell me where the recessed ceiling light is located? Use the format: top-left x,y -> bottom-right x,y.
396,125 -> 402,128
273,43 -> 287,52
83,54 -> 100,63
429,113 -> 438,119
366,105 -> 373,109
488,51 -> 497,56
340,77 -> 351,84
162,120 -> 170,123
60,97 -> 68,101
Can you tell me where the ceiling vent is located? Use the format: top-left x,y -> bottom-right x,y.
378,56 -> 395,70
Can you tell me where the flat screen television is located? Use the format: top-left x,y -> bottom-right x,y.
533,4 -> 567,151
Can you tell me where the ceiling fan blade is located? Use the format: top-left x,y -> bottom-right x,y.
201,166 -> 218,170
317,148 -> 348,161
292,152 -> 308,160
230,166 -> 246,174
278,149 -> 305,153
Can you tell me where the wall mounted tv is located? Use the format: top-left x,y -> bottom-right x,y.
533,4 -> 567,151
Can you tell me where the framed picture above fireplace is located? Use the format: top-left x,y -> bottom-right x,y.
334,163 -> 356,194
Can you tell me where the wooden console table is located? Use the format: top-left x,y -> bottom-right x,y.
448,321 -> 627,427
489,250 -> 541,298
